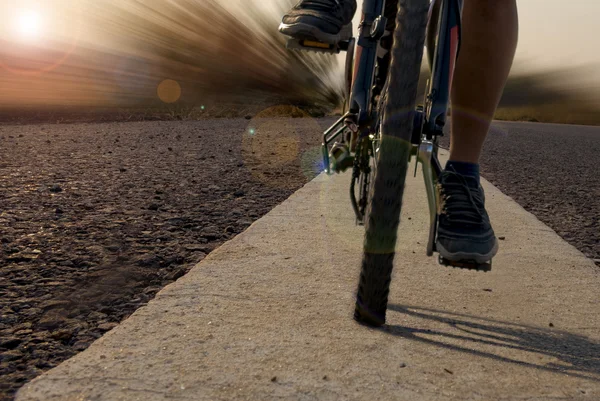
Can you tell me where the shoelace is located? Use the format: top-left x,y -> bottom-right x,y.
295,0 -> 342,14
438,170 -> 486,227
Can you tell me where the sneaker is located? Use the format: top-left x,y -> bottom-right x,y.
279,0 -> 357,44
436,168 -> 499,263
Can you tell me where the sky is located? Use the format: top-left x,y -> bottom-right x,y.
515,0 -> 600,73
1,0 -> 599,73
1,0 -> 598,107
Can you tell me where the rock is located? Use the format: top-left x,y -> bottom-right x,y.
0,337 -> 22,350
167,217 -> 188,226
1,350 -> 23,362
234,189 -> 245,197
498,236 -> 506,240
183,244 -> 210,253
143,286 -> 161,295
49,184 -> 63,193
97,322 -> 118,331
164,254 -> 185,265
225,226 -> 235,234
38,315 -> 68,331
12,322 -> 33,332
72,341 -> 91,351
134,254 -> 161,268
55,208 -> 64,214
50,329 -> 75,342
6,251 -> 40,263
88,311 -> 108,321
40,300 -> 71,312
166,268 -> 187,281
148,203 -> 160,211
237,218 -> 254,226
201,229 -> 220,241
105,245 -> 120,252
34,360 -> 55,369
244,115 -> 252,120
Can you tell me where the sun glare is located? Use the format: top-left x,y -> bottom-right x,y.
14,9 -> 43,40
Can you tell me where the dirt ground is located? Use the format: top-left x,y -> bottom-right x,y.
1,118 -> 598,400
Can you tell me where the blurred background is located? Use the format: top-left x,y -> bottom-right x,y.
0,0 -> 598,124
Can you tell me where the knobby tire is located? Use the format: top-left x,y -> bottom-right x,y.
354,0 -> 429,327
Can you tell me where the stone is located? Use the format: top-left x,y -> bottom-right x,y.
49,184 -> 63,193
0,337 -> 22,350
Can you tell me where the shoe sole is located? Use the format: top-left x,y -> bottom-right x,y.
279,22 -> 350,45
436,239 -> 499,264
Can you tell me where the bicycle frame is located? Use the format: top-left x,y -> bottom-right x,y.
321,0 -> 463,256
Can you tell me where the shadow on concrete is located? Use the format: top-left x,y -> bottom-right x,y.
385,304 -> 600,382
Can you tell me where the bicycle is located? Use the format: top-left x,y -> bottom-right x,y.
285,0 -> 490,327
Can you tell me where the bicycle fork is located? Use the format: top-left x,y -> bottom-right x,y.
418,0 -> 462,256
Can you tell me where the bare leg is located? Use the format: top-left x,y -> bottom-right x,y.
449,0 -> 518,163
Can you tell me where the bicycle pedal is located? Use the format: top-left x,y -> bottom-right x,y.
286,38 -> 352,54
438,256 -> 492,272
329,143 -> 354,173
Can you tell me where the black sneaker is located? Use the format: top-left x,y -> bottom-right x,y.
436,168 -> 499,263
279,0 -> 357,44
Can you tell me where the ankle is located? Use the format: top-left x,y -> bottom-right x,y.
444,160 -> 480,183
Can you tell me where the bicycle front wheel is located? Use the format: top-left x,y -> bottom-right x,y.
354,0 -> 429,327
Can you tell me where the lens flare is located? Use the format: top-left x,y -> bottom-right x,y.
157,79 -> 182,104
241,106 -> 325,189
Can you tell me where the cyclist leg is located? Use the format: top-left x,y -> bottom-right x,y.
437,0 -> 518,263
450,0 -> 518,163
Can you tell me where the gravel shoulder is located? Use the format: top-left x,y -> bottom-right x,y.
1,118 -> 598,399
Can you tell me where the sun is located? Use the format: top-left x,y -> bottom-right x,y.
14,9 -> 43,40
